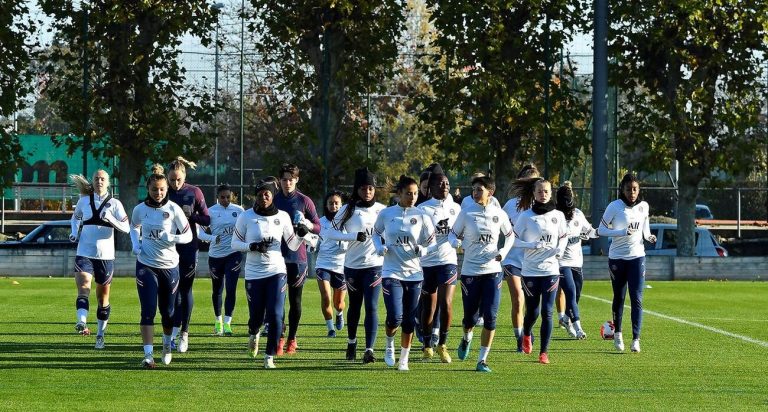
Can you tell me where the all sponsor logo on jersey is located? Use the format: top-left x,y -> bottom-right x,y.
163,212 -> 170,219
410,218 -> 417,224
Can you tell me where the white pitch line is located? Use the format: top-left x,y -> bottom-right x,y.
582,294 -> 768,348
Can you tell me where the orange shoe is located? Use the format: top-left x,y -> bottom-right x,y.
538,352 -> 550,364
276,337 -> 285,356
522,335 -> 532,354
286,339 -> 298,355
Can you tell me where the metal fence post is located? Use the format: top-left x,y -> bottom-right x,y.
737,187 -> 741,238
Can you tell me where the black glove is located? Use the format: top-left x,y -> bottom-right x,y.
436,218 -> 450,232
356,231 -> 368,242
249,240 -> 271,253
295,225 -> 310,237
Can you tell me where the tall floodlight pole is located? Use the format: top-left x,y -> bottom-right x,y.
591,0 -> 609,255
212,3 -> 224,188
239,0 -> 245,199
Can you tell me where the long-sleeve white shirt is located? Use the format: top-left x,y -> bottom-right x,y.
231,208 -> 302,280
314,216 -> 348,273
372,205 -> 436,281
501,197 -> 527,269
598,199 -> 651,260
514,208 -> 568,277
326,202 -> 386,269
70,193 -> 130,260
559,208 -> 598,268
448,201 -> 513,276
130,200 -> 192,269
418,197 -> 460,267
460,195 -> 500,209
197,203 -> 245,258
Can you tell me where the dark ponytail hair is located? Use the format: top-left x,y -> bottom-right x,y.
556,181 -> 575,221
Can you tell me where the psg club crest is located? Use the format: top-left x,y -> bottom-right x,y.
450,209 -> 456,215
274,219 -> 280,225
526,281 -> 534,288
492,216 -> 499,223
574,221 -> 580,227
232,212 -> 238,217
410,218 -> 417,224
105,202 -> 111,208
551,217 -> 558,224
638,206 -> 643,212
163,212 -> 170,219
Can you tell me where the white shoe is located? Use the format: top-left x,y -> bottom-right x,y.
162,342 -> 173,365
631,339 -> 641,353
141,354 -> 156,369
95,335 -> 105,349
398,361 -> 409,371
575,329 -> 587,340
566,322 -> 577,338
614,332 -> 625,352
178,332 -> 189,353
248,334 -> 259,358
264,356 -> 276,369
384,347 -> 396,367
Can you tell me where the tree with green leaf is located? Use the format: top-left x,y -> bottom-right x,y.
0,1 -> 36,188
248,0 -> 405,193
420,0 -> 590,195
40,1 -> 218,247
611,1 -> 768,256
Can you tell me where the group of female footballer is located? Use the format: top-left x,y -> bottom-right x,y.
68,160 -> 655,371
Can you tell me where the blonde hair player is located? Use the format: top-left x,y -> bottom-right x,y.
69,170 -> 130,349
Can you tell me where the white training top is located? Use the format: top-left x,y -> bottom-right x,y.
315,216 -> 348,273
460,194 -> 500,210
514,208 -> 568,277
372,205 -> 436,281
197,203 -> 245,258
448,201 -> 514,276
598,199 -> 651,260
231,208 -> 302,280
70,193 -> 130,260
501,197 -> 527,269
327,202 -> 386,269
130,200 -> 192,269
559,208 -> 598,268
418,197 -> 461,267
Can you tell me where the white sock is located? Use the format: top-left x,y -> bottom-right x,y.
399,347 -> 410,364
348,338 -> 357,345
325,319 -> 334,331
478,345 -> 490,362
143,344 -> 153,356
558,312 -> 565,320
463,331 -> 473,341
162,334 -> 172,345
574,320 -> 582,331
215,315 -> 223,323
224,316 -> 232,325
265,355 -> 274,362
385,335 -> 395,349
336,309 -> 344,316
514,327 -> 523,339
432,327 -> 440,336
77,309 -> 88,324
171,327 -> 180,340
365,347 -> 373,353
97,319 -> 108,336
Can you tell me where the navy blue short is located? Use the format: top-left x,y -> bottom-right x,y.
422,264 -> 458,294
316,268 -> 347,290
502,264 -> 522,278
286,262 -> 308,288
74,256 -> 115,285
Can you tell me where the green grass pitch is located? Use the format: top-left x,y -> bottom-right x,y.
0,277 -> 766,411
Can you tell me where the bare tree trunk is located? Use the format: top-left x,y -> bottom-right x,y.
676,160 -> 700,257
115,151 -> 143,251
